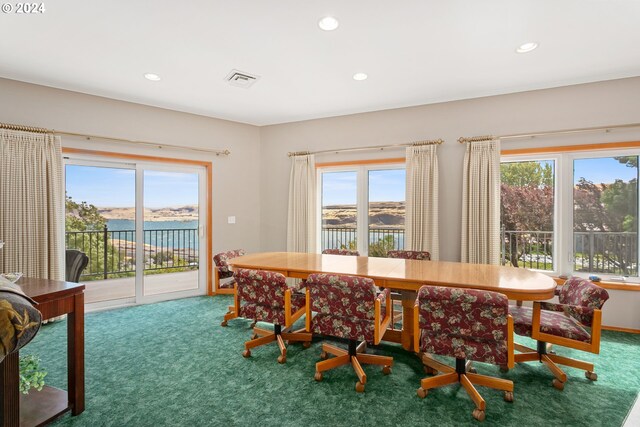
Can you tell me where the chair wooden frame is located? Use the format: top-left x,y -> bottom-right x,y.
213,267 -> 235,295
223,283 -> 312,363
514,301 -> 603,390
306,287 -> 393,392
413,303 -> 515,422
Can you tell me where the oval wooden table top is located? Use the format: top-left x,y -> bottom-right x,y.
228,252 -> 557,301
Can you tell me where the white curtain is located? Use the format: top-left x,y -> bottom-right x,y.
460,139 -> 501,265
405,144 -> 439,259
0,129 -> 64,280
286,154 -> 316,253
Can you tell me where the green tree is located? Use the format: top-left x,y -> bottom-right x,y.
501,161 -> 553,187
65,195 -> 106,232
368,235 -> 396,258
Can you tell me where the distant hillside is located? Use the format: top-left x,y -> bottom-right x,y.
99,205 -> 198,221
323,202 -> 404,228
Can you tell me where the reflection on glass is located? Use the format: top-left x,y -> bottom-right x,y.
321,171 -> 357,251
368,169 -> 406,257
500,160 -> 555,271
143,170 -> 200,295
573,156 -> 638,276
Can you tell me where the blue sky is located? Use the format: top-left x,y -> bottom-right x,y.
66,165 -> 198,208
573,157 -> 637,184
322,169 -> 406,205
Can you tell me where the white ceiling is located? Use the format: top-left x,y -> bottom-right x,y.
1,0 -> 639,126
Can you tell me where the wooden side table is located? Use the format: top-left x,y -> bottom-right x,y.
0,278 -> 85,427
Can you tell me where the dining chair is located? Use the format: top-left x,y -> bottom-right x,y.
230,268 -> 312,363
213,249 -> 246,295
509,276 -> 609,390
305,273 -> 393,393
65,249 -> 89,283
321,248 -> 360,256
414,285 -> 515,422
386,250 -> 431,330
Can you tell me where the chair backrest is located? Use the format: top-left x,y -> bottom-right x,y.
306,273 -> 378,320
558,277 -> 609,326
234,268 -> 289,307
65,250 -> 89,283
387,250 -> 431,260
213,249 -> 246,271
321,249 -> 360,256
416,285 -> 510,364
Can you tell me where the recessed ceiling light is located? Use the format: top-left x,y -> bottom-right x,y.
516,42 -> 538,53
318,16 -> 339,31
144,73 -> 161,81
353,72 -> 368,81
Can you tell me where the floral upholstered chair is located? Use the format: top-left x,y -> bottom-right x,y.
509,276 -> 609,390
414,286 -> 515,422
386,250 -> 431,330
386,250 -> 431,260
213,249 -> 246,295
321,248 -> 360,256
305,273 -> 393,393
223,268 -> 311,363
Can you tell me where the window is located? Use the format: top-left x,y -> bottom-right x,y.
501,148 -> 640,281
319,164 -> 406,256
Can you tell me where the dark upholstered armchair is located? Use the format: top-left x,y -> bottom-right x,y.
65,250 -> 89,283
414,285 -> 514,421
305,273 -> 393,393
510,276 -> 609,390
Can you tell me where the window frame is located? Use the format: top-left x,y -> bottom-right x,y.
502,147 -> 640,283
316,161 -> 406,255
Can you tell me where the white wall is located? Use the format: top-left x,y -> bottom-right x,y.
0,77 -> 262,254
259,76 -> 640,329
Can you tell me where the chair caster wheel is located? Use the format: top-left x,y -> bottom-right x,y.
468,367 -> 477,374
303,341 -> 311,349
314,371 -> 323,382
277,355 -> 286,364
423,365 -> 437,375
504,391 -> 514,402
221,320 -> 228,327
242,349 -> 251,358
382,366 -> 392,375
320,351 -> 328,360
585,371 -> 597,381
251,333 -> 258,340
472,409 -> 485,421
355,381 -> 365,393
416,387 -> 428,399
250,321 -> 257,328
552,379 -> 565,390
499,365 -> 509,373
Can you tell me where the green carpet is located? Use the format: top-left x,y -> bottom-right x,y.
22,296 -> 639,426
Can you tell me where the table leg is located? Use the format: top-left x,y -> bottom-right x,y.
67,292 -> 85,415
401,291 -> 417,351
0,351 -> 19,427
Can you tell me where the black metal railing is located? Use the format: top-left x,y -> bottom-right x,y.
65,226 -> 199,280
321,227 -> 405,256
501,228 -> 638,275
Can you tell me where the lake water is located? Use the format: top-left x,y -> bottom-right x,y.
107,219 -> 199,250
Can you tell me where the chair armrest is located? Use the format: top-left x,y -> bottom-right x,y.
539,301 -> 595,327
289,279 -> 306,294
376,288 -> 391,305
374,288 -> 392,344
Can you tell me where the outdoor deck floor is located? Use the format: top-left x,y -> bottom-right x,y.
83,270 -> 199,304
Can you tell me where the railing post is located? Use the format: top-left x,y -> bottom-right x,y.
500,225 -> 506,266
103,225 -> 108,280
588,231 -> 594,272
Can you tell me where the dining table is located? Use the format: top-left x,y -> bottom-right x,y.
228,252 -> 557,350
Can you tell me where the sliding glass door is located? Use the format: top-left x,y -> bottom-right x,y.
64,157 -> 206,307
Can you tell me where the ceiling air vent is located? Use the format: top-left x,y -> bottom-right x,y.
225,69 -> 260,88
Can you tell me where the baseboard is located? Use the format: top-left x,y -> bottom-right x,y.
602,325 -> 640,334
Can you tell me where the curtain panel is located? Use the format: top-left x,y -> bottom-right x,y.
405,144 -> 439,259
0,129 -> 64,280
286,154 -> 316,253
460,139 -> 501,265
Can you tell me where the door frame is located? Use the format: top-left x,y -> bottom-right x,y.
62,147 -> 213,304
